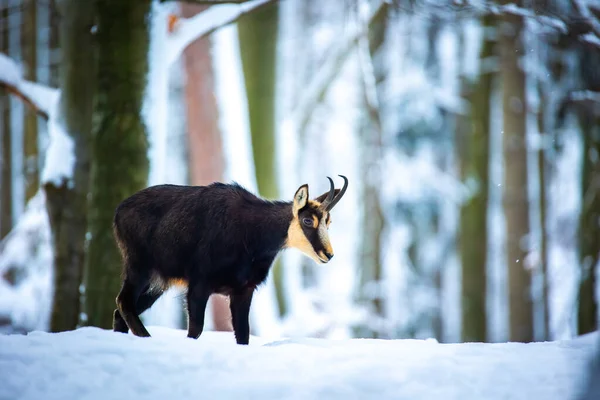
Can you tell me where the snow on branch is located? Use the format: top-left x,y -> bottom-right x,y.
285,1 -> 389,136
0,53 -> 75,187
0,54 -> 59,120
165,0 -> 278,65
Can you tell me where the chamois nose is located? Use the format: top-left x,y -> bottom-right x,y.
324,251 -> 334,261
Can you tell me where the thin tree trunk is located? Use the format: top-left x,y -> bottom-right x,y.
499,0 -> 533,343
536,94 -> 550,340
181,2 -> 232,332
237,3 -> 283,315
458,14 -> 494,343
21,0 -> 38,202
46,0 -> 96,333
83,0 -> 151,329
576,43 -> 600,336
1,1 -> 12,240
577,126 -> 599,335
357,2 -> 387,338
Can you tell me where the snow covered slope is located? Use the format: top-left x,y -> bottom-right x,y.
0,327 -> 597,400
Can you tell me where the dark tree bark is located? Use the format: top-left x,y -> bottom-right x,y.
458,14 -> 495,343
499,0 -> 533,342
46,0 -> 96,333
576,49 -> 600,335
0,1 -> 12,240
83,0 -> 151,329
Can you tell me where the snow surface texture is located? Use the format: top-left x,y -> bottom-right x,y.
0,327 -> 597,400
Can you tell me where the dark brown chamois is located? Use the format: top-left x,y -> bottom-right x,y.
112,175 -> 349,344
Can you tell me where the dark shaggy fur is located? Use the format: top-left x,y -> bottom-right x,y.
112,182 -> 297,344
111,180 -> 347,345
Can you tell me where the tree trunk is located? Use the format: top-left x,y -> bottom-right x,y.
237,3 -> 284,315
1,1 -> 12,240
83,0 -> 151,329
181,2 -> 232,332
357,3 -> 387,339
536,92 -> 550,340
576,49 -> 600,335
46,0 -> 96,333
21,0 -> 39,203
499,0 -> 533,342
458,14 -> 494,343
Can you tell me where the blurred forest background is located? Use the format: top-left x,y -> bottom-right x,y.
0,0 -> 599,345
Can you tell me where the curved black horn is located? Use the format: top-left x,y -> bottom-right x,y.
320,176 -> 337,210
324,175 -> 348,212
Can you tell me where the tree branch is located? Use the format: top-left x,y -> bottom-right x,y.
165,0 -> 278,65
0,81 -> 50,120
0,53 -> 59,120
286,1 -> 389,136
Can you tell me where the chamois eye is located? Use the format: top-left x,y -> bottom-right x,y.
302,218 -> 313,227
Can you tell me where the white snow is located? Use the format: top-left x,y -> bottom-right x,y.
0,326 -> 597,400
0,191 -> 53,333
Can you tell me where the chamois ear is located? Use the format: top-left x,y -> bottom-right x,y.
292,184 -> 309,216
314,189 -> 340,205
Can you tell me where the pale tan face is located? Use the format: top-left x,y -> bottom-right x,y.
285,186 -> 335,264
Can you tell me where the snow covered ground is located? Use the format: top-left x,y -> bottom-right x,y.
0,327 -> 597,400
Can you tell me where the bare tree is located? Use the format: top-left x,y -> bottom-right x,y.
499,0 -> 533,342
1,1 -> 12,240
576,49 -> 600,335
46,0 -> 96,332
458,14 -> 495,343
21,0 -> 38,203
181,2 -> 232,332
237,2 -> 284,315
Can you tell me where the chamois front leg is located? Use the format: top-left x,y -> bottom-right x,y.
186,281 -> 211,339
230,288 -> 254,345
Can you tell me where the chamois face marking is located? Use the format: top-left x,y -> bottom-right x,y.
286,176 -> 348,264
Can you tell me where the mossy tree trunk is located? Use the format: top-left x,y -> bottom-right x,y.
457,14 -> 494,343
237,4 -> 283,315
46,0 -> 96,333
1,2 -> 12,240
21,0 -> 38,202
83,0 -> 151,329
499,0 -> 533,342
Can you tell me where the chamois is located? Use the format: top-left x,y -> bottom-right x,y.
112,175 -> 349,344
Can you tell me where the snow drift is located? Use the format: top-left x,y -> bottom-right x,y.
0,326 -> 597,400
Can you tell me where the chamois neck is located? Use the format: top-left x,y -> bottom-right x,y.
246,200 -> 293,256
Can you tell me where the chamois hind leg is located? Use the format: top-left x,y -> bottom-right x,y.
230,288 -> 254,345
115,271 -> 152,337
186,281 -> 211,339
113,287 -> 164,334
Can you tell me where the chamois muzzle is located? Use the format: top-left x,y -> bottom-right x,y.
320,175 -> 348,212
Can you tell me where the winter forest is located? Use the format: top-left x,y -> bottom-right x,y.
1,0 -> 600,398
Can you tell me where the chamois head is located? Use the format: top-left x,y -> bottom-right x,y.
286,175 -> 349,264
